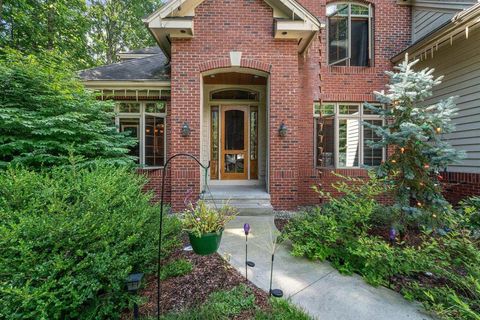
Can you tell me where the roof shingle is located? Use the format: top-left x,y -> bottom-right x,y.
78,53 -> 170,81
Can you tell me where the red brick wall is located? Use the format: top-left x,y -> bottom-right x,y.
140,0 -> 478,210
319,0 -> 411,102
442,172 -> 480,205
296,0 -> 412,206
170,0 -> 300,210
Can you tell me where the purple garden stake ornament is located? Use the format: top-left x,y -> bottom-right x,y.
243,223 -> 255,281
389,227 -> 396,245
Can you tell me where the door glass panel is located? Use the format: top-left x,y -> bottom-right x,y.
339,119 -> 359,167
224,154 -> 244,173
210,107 -> 219,180
250,110 -> 258,160
250,108 -> 258,180
225,110 -> 244,150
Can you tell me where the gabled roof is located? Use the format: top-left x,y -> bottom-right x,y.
144,0 -> 321,58
78,53 -> 170,81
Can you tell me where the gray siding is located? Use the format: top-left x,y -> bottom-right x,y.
415,30 -> 480,173
411,1 -> 477,43
412,8 -> 454,42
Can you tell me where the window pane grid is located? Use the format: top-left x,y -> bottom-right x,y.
327,3 -> 371,66
315,102 -> 384,168
115,102 -> 166,168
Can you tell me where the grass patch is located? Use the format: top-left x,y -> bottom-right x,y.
255,298 -> 311,320
159,284 -> 255,319
152,284 -> 312,320
160,258 -> 193,280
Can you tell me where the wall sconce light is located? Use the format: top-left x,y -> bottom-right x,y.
181,122 -> 191,137
278,121 -> 288,137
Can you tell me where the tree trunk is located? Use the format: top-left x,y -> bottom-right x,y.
47,1 -> 54,50
0,0 -> 4,27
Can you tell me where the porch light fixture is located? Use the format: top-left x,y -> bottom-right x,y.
126,273 -> 144,320
278,121 -> 288,137
181,122 -> 191,137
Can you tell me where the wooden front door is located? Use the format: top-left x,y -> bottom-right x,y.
221,106 -> 248,179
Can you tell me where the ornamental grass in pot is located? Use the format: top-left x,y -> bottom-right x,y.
182,200 -> 237,255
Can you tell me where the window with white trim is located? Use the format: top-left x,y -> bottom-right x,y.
314,102 -> 384,168
327,2 -> 373,66
115,102 -> 166,167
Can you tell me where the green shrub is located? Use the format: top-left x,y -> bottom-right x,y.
284,173 -> 480,319
0,49 -> 136,169
285,172 -> 383,263
160,259 -> 193,280
456,196 -> 480,236
0,164 -> 181,319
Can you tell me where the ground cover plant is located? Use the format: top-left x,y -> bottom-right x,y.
0,164 -> 181,319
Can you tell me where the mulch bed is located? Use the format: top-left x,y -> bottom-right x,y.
274,218 -> 290,233
124,237 -> 270,319
368,226 -> 425,247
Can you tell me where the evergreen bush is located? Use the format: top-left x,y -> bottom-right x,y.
0,164 -> 181,319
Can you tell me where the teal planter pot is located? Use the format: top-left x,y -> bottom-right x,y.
188,230 -> 223,255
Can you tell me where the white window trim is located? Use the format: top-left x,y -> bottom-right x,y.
326,2 -> 373,67
314,102 -> 384,169
115,101 -> 167,169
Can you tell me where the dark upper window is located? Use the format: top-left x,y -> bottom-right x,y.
210,89 -> 259,101
327,3 -> 372,67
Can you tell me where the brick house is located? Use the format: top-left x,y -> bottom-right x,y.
79,0 -> 480,212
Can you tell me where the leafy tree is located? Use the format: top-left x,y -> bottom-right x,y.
365,57 -> 465,230
0,0 -> 93,69
0,49 -> 136,169
88,0 -> 163,64
1,0 -> 165,67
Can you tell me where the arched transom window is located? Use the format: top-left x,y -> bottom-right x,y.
327,2 -> 372,67
210,89 -> 259,101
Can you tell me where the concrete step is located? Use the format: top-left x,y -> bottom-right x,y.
201,185 -> 273,216
202,199 -> 274,216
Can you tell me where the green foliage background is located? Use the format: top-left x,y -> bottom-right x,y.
0,0 -> 165,69
0,49 -> 136,169
0,164 -> 181,319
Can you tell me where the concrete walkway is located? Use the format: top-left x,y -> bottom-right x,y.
218,216 -> 433,320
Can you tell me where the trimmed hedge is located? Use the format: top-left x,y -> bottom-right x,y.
0,164 -> 180,319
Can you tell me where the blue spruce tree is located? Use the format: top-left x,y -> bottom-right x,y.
365,56 -> 465,232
